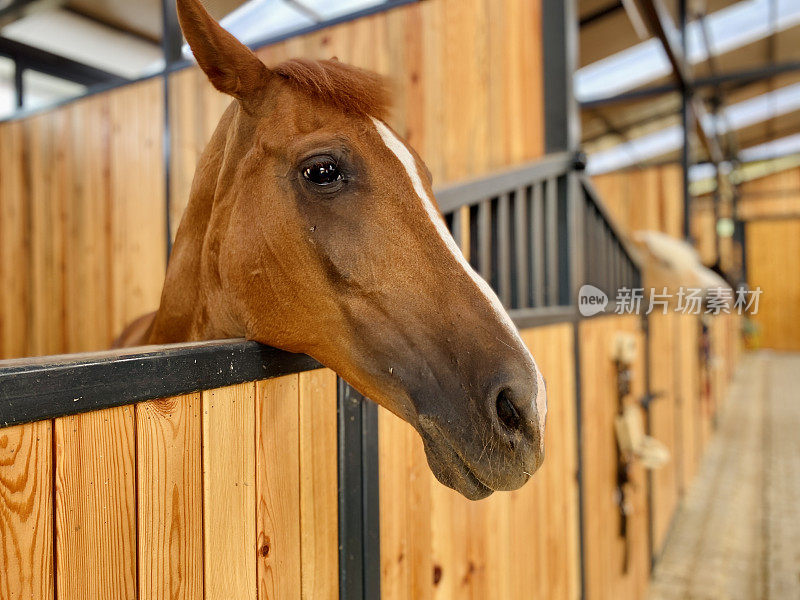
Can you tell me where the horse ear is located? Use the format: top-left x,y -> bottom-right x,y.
176,0 -> 270,100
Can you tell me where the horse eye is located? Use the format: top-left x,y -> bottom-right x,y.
303,160 -> 342,186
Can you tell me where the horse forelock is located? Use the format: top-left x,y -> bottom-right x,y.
273,58 -> 391,120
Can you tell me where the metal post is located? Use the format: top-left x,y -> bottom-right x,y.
13,58 -> 23,108
160,0 -> 183,261
679,0 -> 692,240
543,1 -> 586,599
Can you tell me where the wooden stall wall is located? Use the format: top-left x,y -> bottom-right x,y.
378,322 -> 580,600
0,369 -> 339,600
168,0 -> 545,236
0,79 -> 167,360
591,165 -> 683,239
579,315 -> 650,600
738,164 -> 800,221
746,218 -> 800,350
738,166 -> 800,351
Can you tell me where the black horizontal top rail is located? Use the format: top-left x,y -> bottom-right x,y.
0,339 -> 321,428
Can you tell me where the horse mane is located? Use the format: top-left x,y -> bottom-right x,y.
273,58 -> 391,120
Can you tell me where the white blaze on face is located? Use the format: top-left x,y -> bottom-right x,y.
370,116 -> 547,424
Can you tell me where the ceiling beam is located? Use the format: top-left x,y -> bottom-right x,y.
633,0 -> 724,164
580,61 -> 800,109
0,35 -> 128,87
580,1 -> 624,27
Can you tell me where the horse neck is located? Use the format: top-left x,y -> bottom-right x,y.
148,103 -> 243,344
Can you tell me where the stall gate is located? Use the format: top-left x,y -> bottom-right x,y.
0,155 -> 741,600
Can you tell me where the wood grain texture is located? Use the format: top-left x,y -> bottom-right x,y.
55,406 -> 137,600
579,315 -> 650,600
137,394 -> 203,600
647,312 -> 679,554
379,322 -> 579,600
0,119 -> 29,361
298,369 -> 338,600
675,314 -> 701,492
0,78 -> 166,360
256,374 -> 302,600
592,165 -> 683,239
168,0 -> 546,232
746,219 -> 800,351
0,421 -> 53,600
202,383 -> 257,600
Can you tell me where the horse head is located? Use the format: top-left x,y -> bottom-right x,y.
150,0 -> 547,500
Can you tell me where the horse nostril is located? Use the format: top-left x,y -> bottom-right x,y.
496,388 -> 522,431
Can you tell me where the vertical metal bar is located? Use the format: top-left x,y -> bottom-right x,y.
498,192 -> 512,306
13,59 -> 23,109
337,379 -> 381,600
478,199 -> 492,283
515,186 -> 530,309
545,177 -> 558,306
543,0 -> 580,154
360,398 -> 380,599
450,209 -> 463,252
568,174 -> 585,309
532,182 -> 545,307
679,0 -> 692,240
161,0 -> 182,262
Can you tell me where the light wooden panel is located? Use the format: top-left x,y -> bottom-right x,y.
647,312 -> 679,554
202,382 -> 257,600
168,0 -> 546,235
379,322 -> 579,600
0,119 -> 29,360
591,165 -> 683,238
256,374 -> 302,600
675,314 -> 700,490
55,406 -> 137,600
579,315 -> 650,600
298,369 -> 339,599
738,165 -> 800,220
0,421 -> 53,600
746,219 -> 800,350
0,78 -> 166,360
136,393 -> 204,600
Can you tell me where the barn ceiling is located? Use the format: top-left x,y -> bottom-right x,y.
579,0 -> 800,176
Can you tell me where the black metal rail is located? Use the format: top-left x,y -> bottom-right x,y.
437,152 -> 642,324
0,339 -> 321,427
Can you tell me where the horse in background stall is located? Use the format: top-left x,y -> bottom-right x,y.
115,0 -> 547,500
631,230 -> 731,305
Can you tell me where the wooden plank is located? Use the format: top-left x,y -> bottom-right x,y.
746,219 -> 800,351
579,315 -> 650,600
109,79 -> 166,337
137,393 -> 203,600
0,120 -> 29,360
299,369 -> 338,599
256,375 -> 302,600
55,406 -> 137,599
0,421 -> 53,600
202,383 -> 257,600
647,312 -> 679,553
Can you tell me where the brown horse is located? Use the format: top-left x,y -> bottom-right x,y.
119,0 -> 547,500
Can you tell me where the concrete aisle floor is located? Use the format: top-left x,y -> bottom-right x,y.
648,352 -> 800,600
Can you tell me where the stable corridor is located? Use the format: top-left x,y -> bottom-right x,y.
648,353 -> 800,600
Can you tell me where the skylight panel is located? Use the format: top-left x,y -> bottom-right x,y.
577,0 -> 800,102
739,132 -> 800,161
